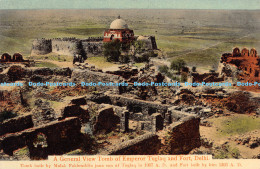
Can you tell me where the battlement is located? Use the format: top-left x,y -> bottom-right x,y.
52,37 -> 79,42
81,37 -> 103,42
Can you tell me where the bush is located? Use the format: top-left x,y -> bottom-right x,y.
170,58 -> 186,73
181,72 -> 188,82
103,40 -> 121,62
158,65 -> 169,74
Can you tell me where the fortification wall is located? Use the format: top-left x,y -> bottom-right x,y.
82,41 -> 103,57
52,38 -> 80,56
31,39 -> 52,55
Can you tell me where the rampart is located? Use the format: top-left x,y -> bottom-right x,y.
31,37 -> 104,57
31,39 -> 52,55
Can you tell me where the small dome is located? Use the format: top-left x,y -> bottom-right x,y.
110,16 -> 128,29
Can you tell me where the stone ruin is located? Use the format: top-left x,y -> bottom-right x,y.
0,62 -> 204,159
0,53 -> 34,67
219,47 -> 260,83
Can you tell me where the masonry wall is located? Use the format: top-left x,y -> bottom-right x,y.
107,94 -> 169,117
100,133 -> 161,155
82,41 -> 103,57
220,48 -> 260,83
0,114 -> 33,136
31,39 -> 52,55
71,69 -> 125,94
0,117 -> 82,156
52,38 -> 80,56
167,116 -> 201,154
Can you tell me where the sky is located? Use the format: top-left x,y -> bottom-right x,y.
0,0 -> 259,10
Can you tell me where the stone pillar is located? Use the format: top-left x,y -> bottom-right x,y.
164,111 -> 172,126
152,113 -> 164,132
120,111 -> 129,132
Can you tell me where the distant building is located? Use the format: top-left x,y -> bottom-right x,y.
31,16 -> 156,57
220,47 -> 260,82
103,16 -> 135,43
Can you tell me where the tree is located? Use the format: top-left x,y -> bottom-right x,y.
158,65 -> 169,74
103,40 -> 121,62
170,59 -> 186,73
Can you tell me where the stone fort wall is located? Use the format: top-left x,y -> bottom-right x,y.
31,37 -> 103,57
31,39 -> 52,55
31,36 -> 156,57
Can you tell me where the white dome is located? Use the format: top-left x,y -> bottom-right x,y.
110,18 -> 128,29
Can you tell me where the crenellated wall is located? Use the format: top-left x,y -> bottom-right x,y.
31,39 -> 52,55
52,38 -> 80,56
31,37 -> 104,57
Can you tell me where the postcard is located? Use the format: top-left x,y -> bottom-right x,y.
0,0 -> 259,169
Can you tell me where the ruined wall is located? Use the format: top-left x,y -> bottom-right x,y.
220,48 -> 260,83
31,39 -> 52,55
137,36 -> 157,50
71,69 -> 125,93
190,72 -> 224,83
0,117 -> 82,156
107,94 -> 169,117
167,116 -> 201,154
0,114 -> 33,136
85,93 -> 170,132
100,133 -> 161,155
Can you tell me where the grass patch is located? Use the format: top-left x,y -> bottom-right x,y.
35,61 -> 60,68
14,147 -> 29,157
66,149 -> 83,155
214,145 -> 240,159
133,63 -> 145,68
57,27 -> 105,36
30,53 -> 73,62
86,56 -> 117,69
218,116 -> 260,136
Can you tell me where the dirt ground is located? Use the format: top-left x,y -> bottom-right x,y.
199,113 -> 260,159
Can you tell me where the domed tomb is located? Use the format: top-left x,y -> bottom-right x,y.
103,16 -> 134,43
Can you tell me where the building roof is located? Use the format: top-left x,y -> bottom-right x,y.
110,16 -> 128,29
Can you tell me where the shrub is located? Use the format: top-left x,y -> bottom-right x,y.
170,58 -> 186,73
181,72 -> 188,82
103,40 -> 121,62
158,65 -> 169,74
